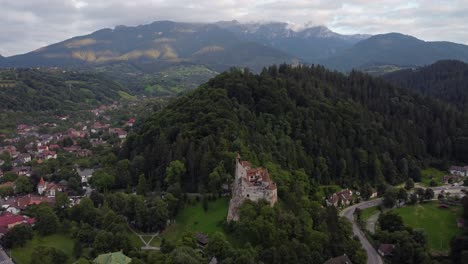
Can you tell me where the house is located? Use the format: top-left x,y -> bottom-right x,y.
125,118 -> 135,127
0,212 -> 35,236
37,145 -> 49,153
37,150 -> 57,160
37,177 -> 65,197
49,144 -> 60,150
77,149 -> 92,158
77,168 -> 95,183
449,166 -> 468,177
370,189 -> 378,199
324,254 -> 353,264
4,194 -> 55,210
196,233 -> 209,248
109,128 -> 127,139
378,244 -> 395,256
12,166 -> 32,177
457,218 -> 465,228
0,146 -> 17,157
93,251 -> 131,264
327,189 -> 353,207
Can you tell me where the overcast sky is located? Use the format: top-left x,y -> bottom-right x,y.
1,0 -> 467,56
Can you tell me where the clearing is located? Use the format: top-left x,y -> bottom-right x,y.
11,233 -> 76,264
420,168 -> 445,187
393,201 -> 461,253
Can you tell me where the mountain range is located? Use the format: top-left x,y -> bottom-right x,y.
1,20 -> 468,73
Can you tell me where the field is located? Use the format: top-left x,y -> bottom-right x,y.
161,198 -> 229,243
11,233 -> 76,264
420,168 -> 445,187
393,202 -> 461,253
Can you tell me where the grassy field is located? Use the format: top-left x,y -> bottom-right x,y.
161,198 -> 229,243
360,206 -> 379,221
393,202 -> 461,253
11,233 -> 76,264
420,168 -> 446,187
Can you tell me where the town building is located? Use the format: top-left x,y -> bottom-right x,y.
327,189 -> 353,207
227,154 -> 277,221
0,212 -> 35,236
324,254 -> 353,264
449,166 -> 468,177
378,244 -> 395,256
77,168 -> 95,183
37,177 -> 65,197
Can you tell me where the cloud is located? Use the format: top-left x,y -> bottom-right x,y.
0,0 -> 467,56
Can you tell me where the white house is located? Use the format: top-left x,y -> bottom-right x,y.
450,166 -> 468,177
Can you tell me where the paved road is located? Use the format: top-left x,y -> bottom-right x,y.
340,199 -> 383,264
0,247 -> 13,264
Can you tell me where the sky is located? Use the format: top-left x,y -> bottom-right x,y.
1,0 -> 467,56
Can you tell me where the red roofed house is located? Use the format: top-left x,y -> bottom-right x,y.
378,244 -> 395,256
327,189 -> 353,207
125,118 -> 135,127
37,145 -> 49,153
0,212 -> 35,236
49,144 -> 60,150
109,128 -> 127,139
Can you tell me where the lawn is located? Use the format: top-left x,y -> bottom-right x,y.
393,202 -> 461,253
11,233 -> 76,264
420,168 -> 446,187
161,198 -> 229,243
360,206 -> 379,221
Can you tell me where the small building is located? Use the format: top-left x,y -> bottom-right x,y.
327,189 -> 353,207
93,251 -> 131,264
12,166 -> 32,177
196,233 -> 209,248
457,218 -> 465,228
449,166 -> 468,177
324,254 -> 353,264
378,244 -> 395,256
77,168 -> 95,183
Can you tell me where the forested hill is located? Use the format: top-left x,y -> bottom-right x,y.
123,65 -> 468,192
0,68 -> 128,111
383,60 -> 468,112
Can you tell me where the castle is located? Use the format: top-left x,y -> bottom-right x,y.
227,154 -> 277,221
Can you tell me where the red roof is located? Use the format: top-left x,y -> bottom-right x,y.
39,177 -> 45,186
0,212 -> 35,228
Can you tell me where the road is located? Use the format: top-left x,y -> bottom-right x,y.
0,247 -> 13,264
340,199 -> 383,264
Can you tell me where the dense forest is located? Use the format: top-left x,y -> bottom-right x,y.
0,69 -> 128,111
384,60 -> 468,112
123,64 -> 468,194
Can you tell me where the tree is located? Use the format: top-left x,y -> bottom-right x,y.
404,178 -> 414,190
378,211 -> 405,232
90,169 -> 115,191
1,224 -> 33,248
414,188 -> 425,203
424,189 -> 434,200
136,174 -> 148,196
409,193 -> 418,205
35,205 -> 59,235
31,246 -> 68,264
397,188 -> 408,203
14,176 -> 33,194
206,232 -> 233,261
383,188 -> 398,208
165,160 -> 186,186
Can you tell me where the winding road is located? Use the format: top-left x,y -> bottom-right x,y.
340,199 -> 383,264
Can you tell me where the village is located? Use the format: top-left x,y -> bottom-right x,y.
0,102 -> 135,241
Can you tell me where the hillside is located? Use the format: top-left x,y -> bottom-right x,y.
383,60 -> 468,112
0,21 -> 297,72
123,65 -> 468,193
0,68 -> 127,111
321,33 -> 468,71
